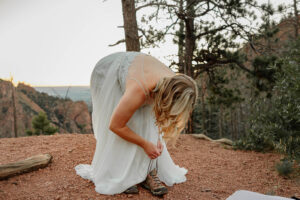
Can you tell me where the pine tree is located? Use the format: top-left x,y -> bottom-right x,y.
135,0 -> 275,133
26,111 -> 58,136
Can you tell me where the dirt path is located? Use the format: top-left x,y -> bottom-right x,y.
0,134 -> 299,200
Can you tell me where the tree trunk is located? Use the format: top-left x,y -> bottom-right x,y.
208,104 -> 211,133
293,0 -> 299,38
184,0 -> 195,78
121,0 -> 140,51
201,74 -> 207,134
239,103 -> 244,138
184,0 -> 196,133
188,113 -> 193,134
10,77 -> 18,138
230,108 -> 234,140
234,108 -> 238,140
219,105 -> 223,138
177,0 -> 185,74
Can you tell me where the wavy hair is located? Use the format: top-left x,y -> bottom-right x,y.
151,73 -> 199,147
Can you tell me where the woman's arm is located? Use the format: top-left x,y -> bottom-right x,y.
108,80 -> 161,159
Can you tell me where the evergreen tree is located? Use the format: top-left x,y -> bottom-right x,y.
26,111 -> 58,136
134,0 -> 277,133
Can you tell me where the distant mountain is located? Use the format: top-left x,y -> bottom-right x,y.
34,86 -> 92,112
0,79 -> 92,138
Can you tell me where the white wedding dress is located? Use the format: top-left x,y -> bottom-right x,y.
74,51 -> 187,195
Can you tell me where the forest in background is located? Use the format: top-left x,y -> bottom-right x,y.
117,0 -> 299,163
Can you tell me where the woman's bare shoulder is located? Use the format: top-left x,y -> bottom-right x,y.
129,53 -> 174,75
125,53 -> 175,94
143,55 -> 175,83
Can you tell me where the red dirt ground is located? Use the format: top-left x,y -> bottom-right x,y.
0,133 -> 299,200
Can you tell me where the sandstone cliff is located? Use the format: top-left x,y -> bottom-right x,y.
0,79 -> 92,138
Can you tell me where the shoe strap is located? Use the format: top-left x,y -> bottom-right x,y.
146,136 -> 161,176
147,157 -> 158,175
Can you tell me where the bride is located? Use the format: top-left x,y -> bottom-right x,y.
75,51 -> 198,196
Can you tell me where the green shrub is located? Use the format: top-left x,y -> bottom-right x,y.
233,39 -> 300,161
25,129 -> 33,136
26,111 -> 58,136
275,159 -> 294,177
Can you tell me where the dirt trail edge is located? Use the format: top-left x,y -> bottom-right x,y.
0,133 -> 299,200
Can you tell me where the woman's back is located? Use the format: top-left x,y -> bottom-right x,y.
126,53 -> 176,102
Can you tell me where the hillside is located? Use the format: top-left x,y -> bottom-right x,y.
234,15 -> 300,95
242,16 -> 300,60
0,79 -> 92,138
33,86 -> 92,112
0,134 -> 298,200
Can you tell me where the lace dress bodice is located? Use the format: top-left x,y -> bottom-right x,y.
118,52 -> 153,106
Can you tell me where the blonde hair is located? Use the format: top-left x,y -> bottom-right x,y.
151,73 -> 199,147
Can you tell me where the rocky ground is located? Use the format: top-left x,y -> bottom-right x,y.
0,133 -> 299,200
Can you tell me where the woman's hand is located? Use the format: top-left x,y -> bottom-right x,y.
157,140 -> 163,154
143,141 -> 161,159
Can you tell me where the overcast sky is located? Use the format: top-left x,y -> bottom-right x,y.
0,0 -> 293,86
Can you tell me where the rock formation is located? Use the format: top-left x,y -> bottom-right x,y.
0,79 -> 92,138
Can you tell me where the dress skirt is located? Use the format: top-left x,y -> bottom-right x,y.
74,51 -> 187,195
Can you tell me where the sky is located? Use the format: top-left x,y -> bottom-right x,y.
0,0 -> 293,86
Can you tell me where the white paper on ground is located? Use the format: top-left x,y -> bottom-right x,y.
226,190 -> 293,200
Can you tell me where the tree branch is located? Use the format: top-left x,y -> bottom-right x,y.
108,39 -> 126,47
196,25 -> 231,39
193,58 -> 255,78
136,2 -> 177,12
